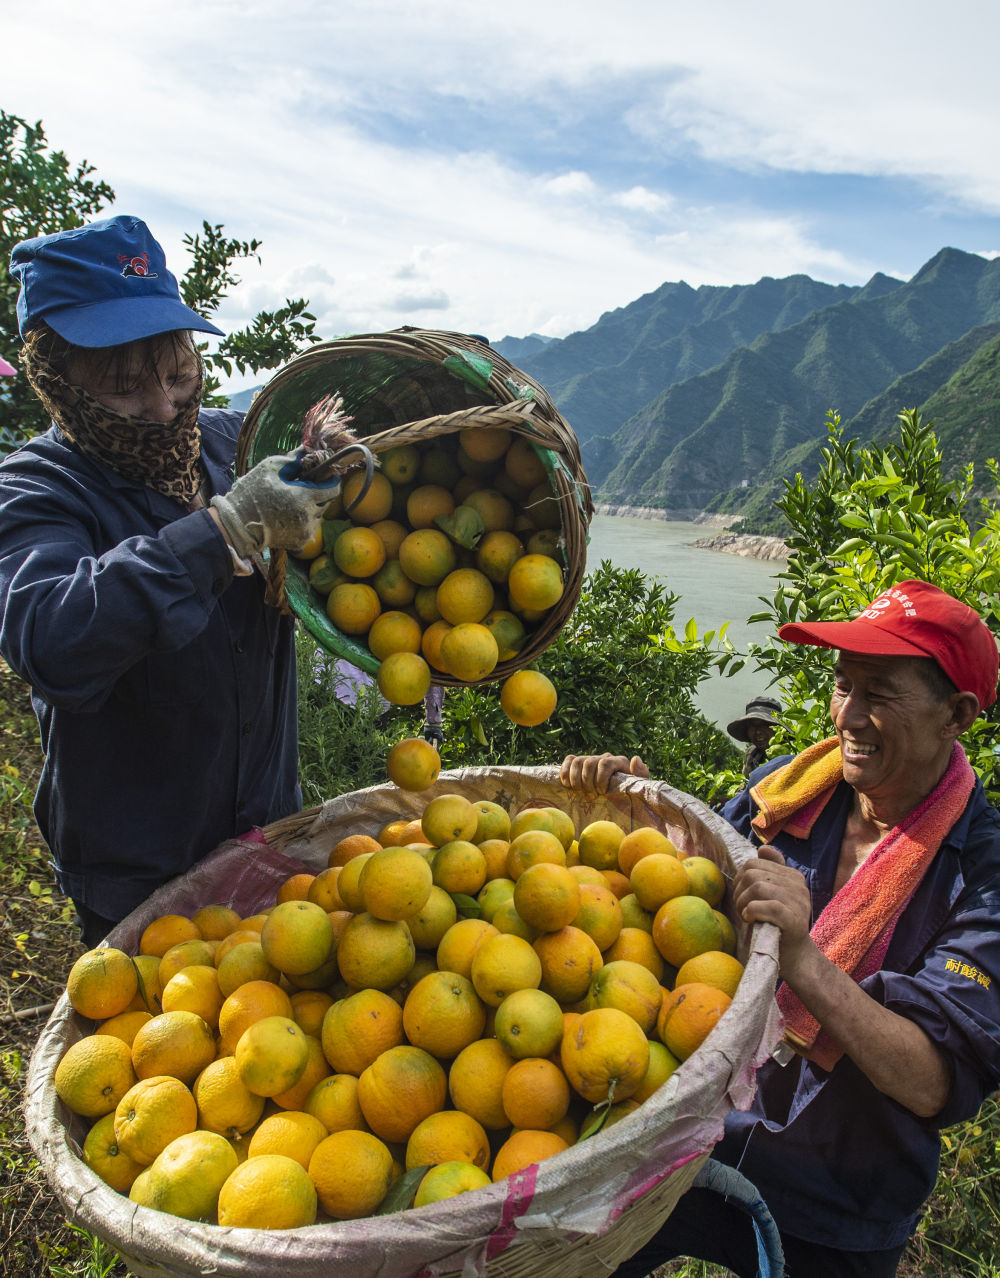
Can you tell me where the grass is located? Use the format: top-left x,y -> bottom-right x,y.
2,652 -> 999,1276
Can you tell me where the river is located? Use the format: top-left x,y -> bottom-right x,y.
583,515 -> 781,730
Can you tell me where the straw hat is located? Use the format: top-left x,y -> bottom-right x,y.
726,696 -> 782,742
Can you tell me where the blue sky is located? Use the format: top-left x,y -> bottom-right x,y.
7,0 -> 1000,393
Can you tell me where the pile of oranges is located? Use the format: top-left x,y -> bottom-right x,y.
296,425 -> 562,723
55,795 -> 743,1231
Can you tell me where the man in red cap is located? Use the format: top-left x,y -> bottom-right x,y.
564,580 -> 1000,1277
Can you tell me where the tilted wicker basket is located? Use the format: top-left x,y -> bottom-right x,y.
234,329 -> 593,683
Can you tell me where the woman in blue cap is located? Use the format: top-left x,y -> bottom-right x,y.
0,215 -> 342,945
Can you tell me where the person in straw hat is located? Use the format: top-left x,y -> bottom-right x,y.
563,580 -> 1000,1277
727,694 -> 782,777
0,215 -> 344,946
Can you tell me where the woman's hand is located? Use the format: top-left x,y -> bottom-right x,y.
559,753 -> 650,794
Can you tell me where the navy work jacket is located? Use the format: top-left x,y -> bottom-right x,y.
0,409 -> 300,922
716,756 -> 1000,1251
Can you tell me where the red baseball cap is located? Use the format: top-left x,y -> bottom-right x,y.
778,580 -> 998,711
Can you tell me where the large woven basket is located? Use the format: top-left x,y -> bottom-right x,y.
25,767 -> 782,1278
235,329 -> 593,683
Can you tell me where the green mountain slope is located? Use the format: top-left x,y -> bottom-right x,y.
589,249 -> 1000,515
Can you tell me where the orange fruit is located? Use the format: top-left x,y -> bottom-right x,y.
54,1035 -> 137,1119
248,1109 -> 328,1168
435,918 -> 499,979
379,445 -> 421,485
329,832 -> 383,867
632,1040 -> 682,1104
414,1160 -> 492,1205
130,1130 -> 237,1220
377,651 -> 432,706
507,554 -> 563,612
161,965 -> 224,1030
343,469 -> 394,524
289,990 -> 334,1038
337,912 -> 416,990
336,852 -> 375,912
714,909 -> 738,956
459,425 -> 510,463
506,829 -> 566,880
569,864 -> 606,887
561,1007 -> 650,1103
307,553 -> 344,595
658,982 -> 733,1061
491,898 -> 537,942
271,1033 -> 332,1110
235,1015 -> 309,1097
326,581 -> 381,634
405,1108 -> 491,1172
602,869 -> 632,899
192,1055 -> 265,1138
217,1152 -> 318,1229
602,927 -> 665,982
131,1010 -> 216,1085
502,1057 -> 571,1130
190,904 -> 242,941
682,856 -> 728,907
309,1129 -> 395,1219
321,988 -> 406,1075
588,960 -> 664,1034
577,820 -> 626,871
67,948 -> 139,1021
619,894 -> 654,933
398,528 -> 457,587
513,862 -> 581,932
407,484 -> 454,529
420,618 -> 452,671
617,826 -> 681,878
359,845 -> 434,921
472,799 -> 511,843
571,881 -> 624,952
482,608 -> 527,661
402,970 -> 486,1059
533,927 -> 604,1004
82,1111 -> 146,1193
294,522 -> 325,559
373,558 -> 418,608
493,987 -> 565,1060
370,515 -> 410,557
304,1072 -> 369,1133
260,899 -> 335,977
629,853 -> 691,912
504,437 -> 547,488
500,670 -> 557,727
510,806 -> 576,849
422,793 -> 479,845
124,954 -> 163,1015
386,737 -> 441,792
462,488 -> 515,533
436,569 -> 495,625
305,866 -> 345,913
213,929 -> 264,966
478,838 -> 512,882
333,525 -> 387,578
439,622 -> 499,681
218,980 -> 294,1055
674,951 -> 745,999
414,584 -> 444,623
476,877 -> 516,924
476,531 -> 525,584
432,839 -> 488,895
492,1129 -> 569,1181
95,1010 -> 153,1048
470,933 -> 543,1007
139,914 -> 201,959
357,1045 -> 448,1143
406,884 -> 459,950
367,610 -> 422,661
652,895 -> 725,968
113,1075 -> 198,1165
448,1038 -> 515,1130
158,938 -> 219,986
524,482 -> 562,530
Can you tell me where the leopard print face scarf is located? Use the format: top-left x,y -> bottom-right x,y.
22,332 -> 205,505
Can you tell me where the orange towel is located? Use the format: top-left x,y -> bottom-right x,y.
750,736 -> 844,841
756,741 -> 975,1071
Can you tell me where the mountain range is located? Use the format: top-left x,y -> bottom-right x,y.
494,247 -> 1000,529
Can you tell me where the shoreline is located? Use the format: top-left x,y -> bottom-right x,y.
592,505 -> 789,563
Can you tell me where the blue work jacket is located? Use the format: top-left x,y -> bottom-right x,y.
0,409 -> 300,922
717,756 -> 1000,1250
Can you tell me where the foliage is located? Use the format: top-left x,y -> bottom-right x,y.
745,408 -> 1000,802
439,562 -> 741,793
0,111 -> 320,448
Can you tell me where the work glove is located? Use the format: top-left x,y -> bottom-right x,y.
211,450 -> 344,559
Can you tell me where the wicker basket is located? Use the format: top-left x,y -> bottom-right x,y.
24,767 -> 782,1278
235,329 -> 593,682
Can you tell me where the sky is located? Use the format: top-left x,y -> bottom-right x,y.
7,0 -> 1000,395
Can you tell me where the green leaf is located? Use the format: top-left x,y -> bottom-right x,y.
452,893 -> 481,918
375,1165 -> 430,1215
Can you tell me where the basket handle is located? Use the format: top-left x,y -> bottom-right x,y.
357,399 -> 571,456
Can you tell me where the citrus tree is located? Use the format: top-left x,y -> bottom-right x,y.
0,111 -> 319,450
746,408 -> 1000,801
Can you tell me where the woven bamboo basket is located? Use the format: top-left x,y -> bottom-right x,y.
25,767 -> 782,1278
234,329 -> 593,683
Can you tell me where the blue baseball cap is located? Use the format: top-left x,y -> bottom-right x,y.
10,214 -> 225,348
